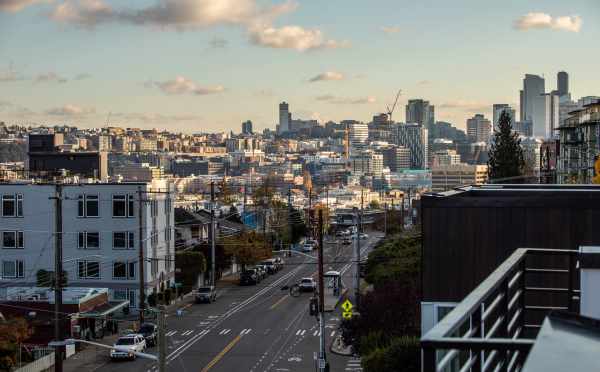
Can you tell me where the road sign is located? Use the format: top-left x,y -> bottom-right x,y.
342,311 -> 352,319
341,299 -> 353,312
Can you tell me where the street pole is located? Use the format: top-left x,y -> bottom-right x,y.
53,184 -> 63,372
353,208 -> 361,311
210,181 -> 216,287
384,203 -> 387,236
158,306 -> 167,372
138,187 -> 145,324
317,210 -> 327,372
288,187 -> 292,256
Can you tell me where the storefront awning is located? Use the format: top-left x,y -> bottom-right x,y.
78,301 -> 129,318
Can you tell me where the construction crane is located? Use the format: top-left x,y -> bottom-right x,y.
385,89 -> 402,124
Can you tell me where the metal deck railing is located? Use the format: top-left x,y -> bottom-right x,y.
421,248 -> 579,372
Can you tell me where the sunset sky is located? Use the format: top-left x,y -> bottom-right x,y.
1,0 -> 598,132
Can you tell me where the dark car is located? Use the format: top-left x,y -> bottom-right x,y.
195,286 -> 217,303
261,259 -> 278,274
136,323 -> 157,347
240,269 -> 260,285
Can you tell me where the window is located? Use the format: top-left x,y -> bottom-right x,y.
2,260 -> 24,278
78,232 -> 100,249
113,231 -> 134,249
16,194 -> 23,217
78,195 -> 99,217
113,289 -> 136,308
113,194 -> 135,217
2,231 -> 23,249
77,260 -> 100,279
2,195 -> 15,217
113,261 -> 136,280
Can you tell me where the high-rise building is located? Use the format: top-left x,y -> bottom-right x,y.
242,120 -> 253,135
405,99 -> 434,129
492,104 -> 516,131
278,102 -> 291,134
531,93 -> 559,138
351,150 -> 383,176
397,123 -> 428,169
557,71 -> 569,97
383,146 -> 411,172
349,122 -> 369,151
432,149 -> 462,167
520,74 -> 545,122
466,114 -> 492,143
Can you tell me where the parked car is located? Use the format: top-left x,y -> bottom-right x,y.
256,264 -> 270,277
110,334 -> 146,360
274,257 -> 284,270
195,286 -> 217,303
136,323 -> 157,347
252,266 -> 267,280
360,233 -> 368,239
240,269 -> 260,285
261,259 -> 278,274
342,237 -> 352,245
299,277 -> 317,292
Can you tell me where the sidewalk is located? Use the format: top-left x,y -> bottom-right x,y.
330,334 -> 353,356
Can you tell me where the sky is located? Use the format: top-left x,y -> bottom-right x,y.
0,0 -> 599,133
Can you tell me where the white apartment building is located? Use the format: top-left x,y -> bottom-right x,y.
351,150 -> 383,176
0,180 -> 175,309
431,164 -> 488,192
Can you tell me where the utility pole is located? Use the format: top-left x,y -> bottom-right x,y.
288,187 -> 292,257
308,188 -> 312,239
210,181 -> 216,287
353,207 -> 361,310
384,203 -> 387,236
138,187 -> 145,324
158,306 -> 167,372
317,210 -> 328,372
53,184 -> 63,372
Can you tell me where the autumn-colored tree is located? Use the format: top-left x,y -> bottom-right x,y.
223,231 -> 271,270
175,251 -> 207,294
0,317 -> 31,371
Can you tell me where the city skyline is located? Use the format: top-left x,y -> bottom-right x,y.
1,0 -> 599,132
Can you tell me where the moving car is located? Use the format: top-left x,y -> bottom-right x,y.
299,277 -> 317,292
303,240 -> 317,252
136,323 -> 157,347
195,286 -> 217,303
110,334 -> 146,360
240,269 -> 260,285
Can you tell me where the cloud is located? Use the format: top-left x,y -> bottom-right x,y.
514,13 -> 582,32
439,100 -> 490,113
74,73 -> 92,80
308,71 -> 344,82
0,0 -> 48,13
113,112 -> 202,123
35,72 -> 68,84
316,95 -> 376,105
380,26 -> 400,34
150,76 -> 225,96
45,104 -> 95,116
248,25 -> 349,51
46,1 -> 347,52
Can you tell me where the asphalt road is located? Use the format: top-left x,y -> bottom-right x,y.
95,233 -> 382,372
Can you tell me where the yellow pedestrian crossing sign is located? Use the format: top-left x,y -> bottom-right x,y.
341,299 -> 353,312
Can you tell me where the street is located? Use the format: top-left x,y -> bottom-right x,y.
85,233 -> 382,372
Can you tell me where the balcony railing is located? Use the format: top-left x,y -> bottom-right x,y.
421,248 -> 579,372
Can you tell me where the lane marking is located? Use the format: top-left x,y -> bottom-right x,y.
200,334 -> 243,372
269,295 -> 289,310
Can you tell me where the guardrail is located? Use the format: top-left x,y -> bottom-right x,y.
421,248 -> 579,372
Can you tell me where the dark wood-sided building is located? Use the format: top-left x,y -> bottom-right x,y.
420,184 -> 600,334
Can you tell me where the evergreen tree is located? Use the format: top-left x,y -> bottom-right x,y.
487,111 -> 525,183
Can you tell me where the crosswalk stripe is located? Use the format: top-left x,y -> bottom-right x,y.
240,328 -> 252,335
181,330 -> 193,336
330,331 -> 336,337
296,330 -> 302,336
166,331 -> 177,336
300,330 -> 306,336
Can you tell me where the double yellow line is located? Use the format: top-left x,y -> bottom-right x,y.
269,295 -> 289,310
200,334 -> 242,372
